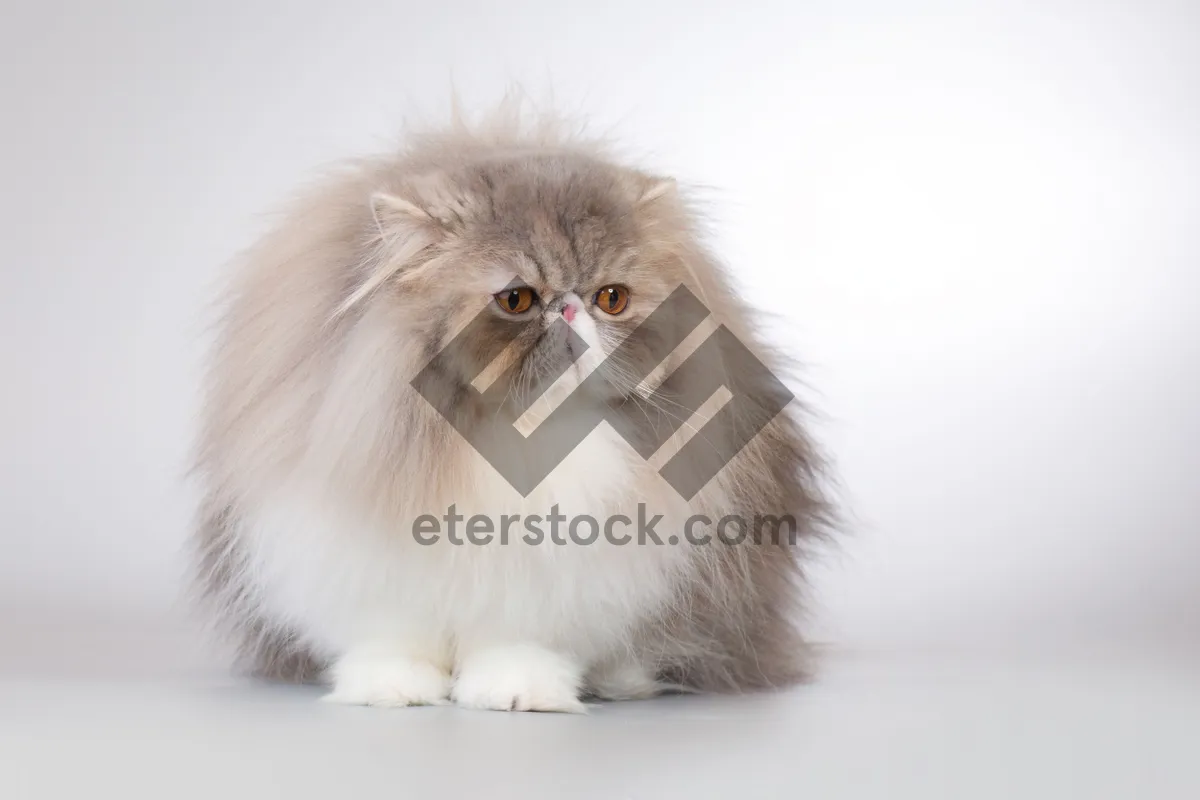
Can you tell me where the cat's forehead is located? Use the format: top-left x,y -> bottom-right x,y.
468,155 -> 641,289
473,157 -> 635,233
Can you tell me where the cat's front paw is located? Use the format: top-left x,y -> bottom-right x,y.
323,647 -> 452,708
452,644 -> 586,713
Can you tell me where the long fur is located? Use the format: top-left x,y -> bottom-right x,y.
191,100 -> 831,705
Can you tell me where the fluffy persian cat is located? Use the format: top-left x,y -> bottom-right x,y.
193,104 -> 828,712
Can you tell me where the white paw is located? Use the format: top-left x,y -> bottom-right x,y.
452,644 -> 586,713
587,660 -> 661,701
323,648 -> 451,708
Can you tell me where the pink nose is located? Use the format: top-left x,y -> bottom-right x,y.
562,304 -> 577,323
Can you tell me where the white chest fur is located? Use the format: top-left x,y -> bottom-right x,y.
239,423 -> 693,667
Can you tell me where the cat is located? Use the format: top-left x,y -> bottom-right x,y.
192,101 -> 829,712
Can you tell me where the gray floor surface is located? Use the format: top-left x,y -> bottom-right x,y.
2,616 -> 1197,799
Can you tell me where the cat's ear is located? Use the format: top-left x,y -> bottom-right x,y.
334,192 -> 443,318
375,171 -> 477,234
370,191 -> 436,237
636,176 -> 677,206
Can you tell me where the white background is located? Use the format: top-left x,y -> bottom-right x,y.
1,0 -> 1197,657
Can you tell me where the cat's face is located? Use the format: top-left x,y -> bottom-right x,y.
377,153 -> 693,410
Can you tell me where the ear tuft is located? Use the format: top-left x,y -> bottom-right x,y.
637,176 -> 677,206
370,191 -> 431,236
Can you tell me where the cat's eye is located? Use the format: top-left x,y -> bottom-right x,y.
594,285 -> 630,315
494,287 -> 538,314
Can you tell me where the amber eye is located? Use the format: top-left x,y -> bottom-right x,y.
594,285 -> 630,315
494,287 -> 538,314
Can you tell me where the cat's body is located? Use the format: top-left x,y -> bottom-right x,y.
193,105 -> 827,711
